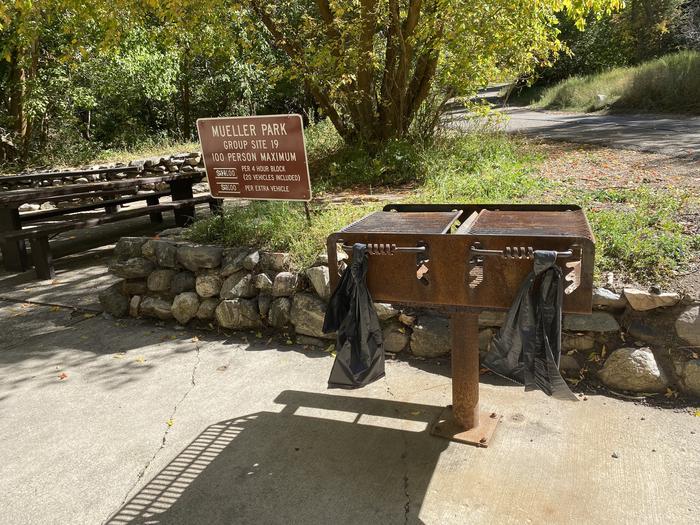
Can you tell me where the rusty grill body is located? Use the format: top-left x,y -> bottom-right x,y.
326,203 -> 595,447
327,203 -> 595,314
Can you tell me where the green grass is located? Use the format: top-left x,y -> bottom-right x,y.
581,189 -> 699,282
187,120 -> 697,283
532,51 -> 700,114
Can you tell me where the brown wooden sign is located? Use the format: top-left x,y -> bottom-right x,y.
196,114 -> 312,201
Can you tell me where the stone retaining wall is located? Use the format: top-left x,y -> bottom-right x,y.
100,234 -> 700,399
2,152 -> 207,211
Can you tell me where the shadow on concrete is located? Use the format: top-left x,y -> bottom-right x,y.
107,390 -> 450,524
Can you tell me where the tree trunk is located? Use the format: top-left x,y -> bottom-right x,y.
180,49 -> 192,140
8,49 -> 28,161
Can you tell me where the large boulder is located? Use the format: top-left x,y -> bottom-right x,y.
220,273 -> 257,299
306,266 -> 330,301
383,321 -> 409,353
677,360 -> 700,397
243,250 -> 260,270
215,298 -> 261,329
123,279 -> 147,296
290,293 -> 332,339
147,269 -> 176,292
114,237 -> 148,260
269,297 -> 292,328
170,271 -> 196,294
258,294 -> 272,317
195,272 -> 223,298
220,272 -> 257,299
623,288 -> 680,311
99,282 -> 129,317
675,306 -> 700,347
254,273 -> 273,294
411,315 -> 450,357
109,258 -> 155,279
564,312 -> 619,332
221,248 -> 249,276
171,292 -> 200,325
196,298 -> 220,320
273,272 -> 299,297
154,240 -> 178,268
140,297 -> 173,320
374,303 -> 399,321
260,251 -> 289,271
592,288 -> 627,309
177,244 -> 223,271
598,347 -> 669,393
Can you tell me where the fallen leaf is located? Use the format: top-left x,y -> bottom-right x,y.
191,336 -> 199,343
58,372 -> 68,380
217,365 -> 228,372
50,306 -> 61,312
113,353 -> 126,359
664,387 -> 678,399
135,355 -> 146,364
409,410 -> 422,416
83,313 -> 95,319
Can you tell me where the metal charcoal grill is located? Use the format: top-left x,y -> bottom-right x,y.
326,203 -> 595,446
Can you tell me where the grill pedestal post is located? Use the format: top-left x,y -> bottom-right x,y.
430,310 -> 500,447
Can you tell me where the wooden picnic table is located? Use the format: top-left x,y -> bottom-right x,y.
0,165 -> 139,186
0,171 -> 209,274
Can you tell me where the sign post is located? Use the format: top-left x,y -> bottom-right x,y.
196,114 -> 312,203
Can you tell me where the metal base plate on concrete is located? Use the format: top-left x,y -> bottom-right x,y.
430,406 -> 501,447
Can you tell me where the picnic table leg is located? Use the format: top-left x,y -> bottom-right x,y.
0,207 -> 28,272
146,195 -> 163,223
29,235 -> 55,280
169,179 -> 195,227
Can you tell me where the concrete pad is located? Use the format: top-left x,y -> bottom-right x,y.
0,249 -> 116,311
0,300 -> 89,346
0,311 -> 697,525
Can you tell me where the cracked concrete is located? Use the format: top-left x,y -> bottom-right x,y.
0,256 -> 698,524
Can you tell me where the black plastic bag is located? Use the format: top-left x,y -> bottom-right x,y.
482,250 -> 577,401
323,243 -> 385,388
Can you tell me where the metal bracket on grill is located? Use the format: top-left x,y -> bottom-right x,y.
339,241 -> 431,285
470,244 -> 574,259
564,245 -> 582,295
340,243 -> 428,255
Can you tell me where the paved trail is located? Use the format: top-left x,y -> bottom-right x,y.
451,88 -> 700,159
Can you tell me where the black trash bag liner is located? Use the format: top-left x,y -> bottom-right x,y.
482,250 -> 578,401
323,243 -> 385,388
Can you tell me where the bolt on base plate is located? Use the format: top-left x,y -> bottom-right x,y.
430,406 -> 501,447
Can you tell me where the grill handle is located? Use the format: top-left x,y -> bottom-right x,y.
340,243 -> 427,255
470,245 -> 574,259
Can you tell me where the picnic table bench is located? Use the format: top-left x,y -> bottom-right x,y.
0,171 -> 222,279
